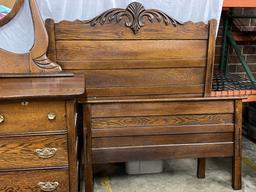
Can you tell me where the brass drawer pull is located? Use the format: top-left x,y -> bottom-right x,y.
21,101 -> 29,106
35,147 -> 57,159
48,112 -> 56,120
0,115 -> 4,124
38,181 -> 59,191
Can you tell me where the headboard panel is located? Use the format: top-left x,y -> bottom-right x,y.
54,20 -> 209,40
46,2 -> 216,99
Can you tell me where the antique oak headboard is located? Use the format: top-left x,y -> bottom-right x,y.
46,2 -> 217,99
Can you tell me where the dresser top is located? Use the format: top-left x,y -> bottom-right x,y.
0,73 -> 85,100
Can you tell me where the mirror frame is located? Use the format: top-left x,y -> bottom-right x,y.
0,0 -> 63,75
0,0 -> 24,27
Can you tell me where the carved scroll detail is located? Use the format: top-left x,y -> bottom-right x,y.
85,2 -> 182,34
32,54 -> 62,72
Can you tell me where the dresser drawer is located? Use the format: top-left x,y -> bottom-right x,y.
0,169 -> 69,192
0,135 -> 68,169
0,101 -> 66,135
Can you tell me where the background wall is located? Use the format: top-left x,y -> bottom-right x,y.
215,8 -> 256,78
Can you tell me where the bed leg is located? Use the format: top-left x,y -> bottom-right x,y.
197,158 -> 206,179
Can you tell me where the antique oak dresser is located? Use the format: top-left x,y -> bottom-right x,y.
0,0 -> 85,191
44,2 -> 244,191
0,75 -> 85,191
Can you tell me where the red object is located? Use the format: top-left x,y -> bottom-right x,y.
223,0 -> 256,8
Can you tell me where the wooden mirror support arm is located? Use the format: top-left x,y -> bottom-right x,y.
29,0 -> 61,73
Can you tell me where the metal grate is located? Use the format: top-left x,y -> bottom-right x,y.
212,71 -> 256,91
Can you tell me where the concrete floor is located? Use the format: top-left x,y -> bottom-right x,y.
91,137 -> 256,192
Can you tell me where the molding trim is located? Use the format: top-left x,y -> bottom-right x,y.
32,54 -> 62,72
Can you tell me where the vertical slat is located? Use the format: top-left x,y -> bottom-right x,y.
84,104 -> 94,192
45,19 -> 57,62
66,100 -> 78,192
232,100 -> 242,190
204,19 -> 217,96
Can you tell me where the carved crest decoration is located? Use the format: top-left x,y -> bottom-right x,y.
85,2 -> 182,34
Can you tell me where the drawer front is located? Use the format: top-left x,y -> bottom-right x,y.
0,135 -> 68,169
0,101 -> 66,135
0,169 -> 69,192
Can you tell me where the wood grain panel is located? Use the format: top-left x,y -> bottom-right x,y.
233,100 -> 242,189
92,124 -> 234,137
92,143 -> 233,163
92,133 -> 234,148
59,58 -> 206,70
74,68 -> 205,97
56,40 -> 207,61
0,74 -> 85,100
0,169 -> 69,192
0,135 -> 68,169
85,85 -> 204,97
92,114 -> 234,129
0,101 -> 66,135
0,51 -> 30,73
91,101 -> 234,118
79,68 -> 205,88
54,20 -> 209,40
